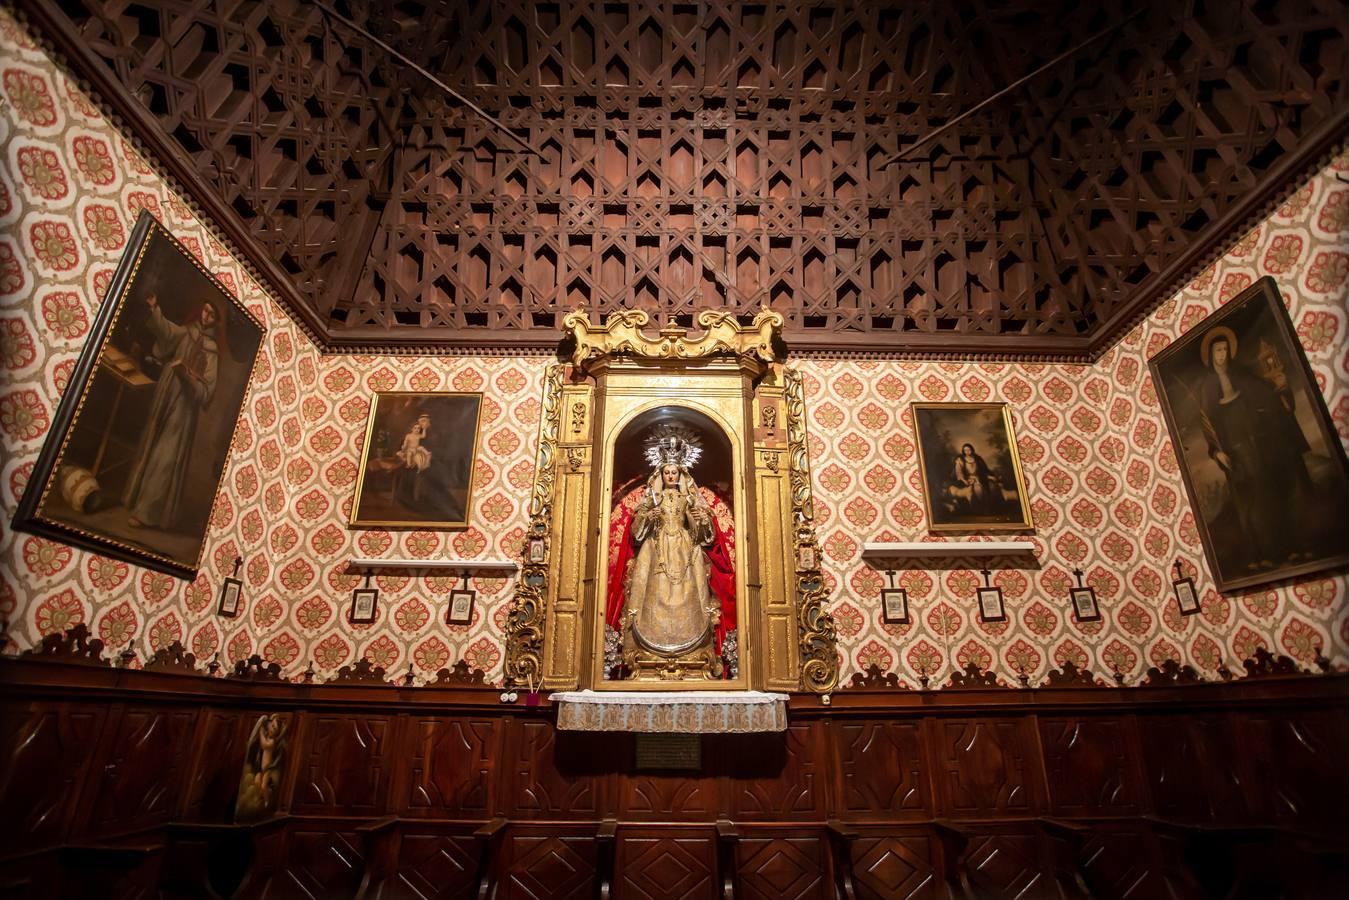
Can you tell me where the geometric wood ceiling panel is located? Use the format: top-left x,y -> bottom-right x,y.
27,0 -> 1349,356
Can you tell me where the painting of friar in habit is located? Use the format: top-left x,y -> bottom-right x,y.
1149,277 -> 1349,592
13,213 -> 264,579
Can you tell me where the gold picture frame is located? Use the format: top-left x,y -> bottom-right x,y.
350,392 -> 483,528
911,402 -> 1033,533
12,213 -> 265,579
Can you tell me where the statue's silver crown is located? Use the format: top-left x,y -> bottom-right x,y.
643,424 -> 703,470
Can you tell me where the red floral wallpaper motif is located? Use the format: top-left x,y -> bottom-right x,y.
1,11 -> 1344,685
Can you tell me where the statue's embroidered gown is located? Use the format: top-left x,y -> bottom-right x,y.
624,487 -> 715,655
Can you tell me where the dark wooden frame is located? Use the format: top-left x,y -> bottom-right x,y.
11,212 -> 264,580
1069,587 -> 1101,623
1173,576 -> 1201,617
881,588 -> 910,625
349,587 -> 379,625
447,588 -> 476,626
977,586 -> 1006,623
1148,276 -> 1349,592
216,577 -> 243,619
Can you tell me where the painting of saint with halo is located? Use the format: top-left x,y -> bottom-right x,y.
1149,277 -> 1349,592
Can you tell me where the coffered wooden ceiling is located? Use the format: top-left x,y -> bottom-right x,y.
25,0 -> 1349,356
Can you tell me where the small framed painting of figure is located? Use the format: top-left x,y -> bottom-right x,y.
217,577 -> 243,619
12,212 -> 265,579
881,588 -> 910,625
911,403 -> 1033,533
447,588 -> 476,626
349,586 -> 378,625
1070,586 -> 1101,623
350,392 -> 484,528
1173,576 -> 1201,617
977,586 -> 1007,623
1149,277 -> 1349,592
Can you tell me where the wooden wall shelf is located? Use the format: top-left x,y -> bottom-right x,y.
348,558 -> 518,572
861,541 -> 1037,561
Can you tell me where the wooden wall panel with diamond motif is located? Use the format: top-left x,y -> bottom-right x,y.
833,720 -> 932,820
26,0 -> 1347,354
614,832 -> 716,900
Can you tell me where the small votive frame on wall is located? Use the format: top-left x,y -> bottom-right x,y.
880,571 -> 909,625
1172,559 -> 1201,616
217,556 -> 243,618
977,569 -> 1006,623
1069,568 -> 1101,623
350,574 -> 378,625
447,573 -> 476,626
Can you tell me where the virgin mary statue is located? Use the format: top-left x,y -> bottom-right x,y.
604,425 -> 736,678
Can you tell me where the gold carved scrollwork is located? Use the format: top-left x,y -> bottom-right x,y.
504,364 -> 565,687
563,308 -> 783,372
784,368 -> 839,693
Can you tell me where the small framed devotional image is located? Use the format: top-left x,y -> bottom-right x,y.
217,577 -> 243,619
447,588 -> 476,626
911,403 -> 1033,533
350,392 -> 484,528
977,585 -> 1006,623
1149,277 -> 1349,592
1070,586 -> 1101,623
1173,574 -> 1201,617
12,212 -> 265,579
881,588 -> 910,625
349,586 -> 378,625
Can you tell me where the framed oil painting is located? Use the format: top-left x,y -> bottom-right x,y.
911,402 -> 1033,532
1149,277 -> 1349,592
350,392 -> 483,527
13,213 -> 265,579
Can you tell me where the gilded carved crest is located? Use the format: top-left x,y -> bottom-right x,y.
563,308 -> 783,372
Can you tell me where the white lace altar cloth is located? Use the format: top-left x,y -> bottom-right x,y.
551,690 -> 789,733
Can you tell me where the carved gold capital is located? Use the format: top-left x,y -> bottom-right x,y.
564,308 -> 783,374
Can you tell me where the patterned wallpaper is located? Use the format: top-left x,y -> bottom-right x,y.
2,11 -> 1345,686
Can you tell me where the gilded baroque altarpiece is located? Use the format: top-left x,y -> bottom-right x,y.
504,310 -> 838,693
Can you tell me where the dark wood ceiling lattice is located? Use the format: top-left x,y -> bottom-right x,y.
26,0 -> 1349,355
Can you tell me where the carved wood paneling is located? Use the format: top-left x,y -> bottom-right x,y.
736,837 -> 826,900
1038,716 -> 1141,816
291,714 -> 394,815
959,832 -> 1045,900
835,720 -> 930,820
726,723 -> 822,820
507,721 -> 600,819
619,768 -> 718,822
504,834 -> 597,900
391,832 -> 479,900
850,834 -> 939,900
32,0 -> 1349,354
182,709 -> 249,822
934,719 -> 1041,816
615,834 -> 715,900
84,705 -> 197,834
238,829 -> 365,900
401,716 -> 499,817
1231,711 -> 1349,828
0,702 -> 106,853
